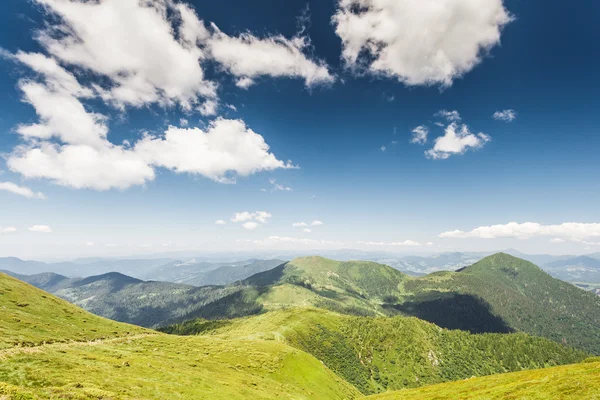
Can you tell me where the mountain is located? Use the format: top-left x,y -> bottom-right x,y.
163,307 -> 587,395
398,253 -> 600,354
385,252 -> 490,274
543,256 -> 600,283
6,270 -> 240,328
0,256 -> 176,278
0,272 -> 360,399
141,259 -> 284,285
188,254 -> 600,354
368,358 -> 600,400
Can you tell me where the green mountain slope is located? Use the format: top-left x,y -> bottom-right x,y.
400,253 -> 600,354
0,272 -> 361,400
163,308 -> 588,395
367,358 -> 600,400
0,272 -> 145,349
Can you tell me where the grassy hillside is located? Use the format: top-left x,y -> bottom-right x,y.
367,359 -> 600,400
163,308 -> 588,395
0,272 -> 145,349
0,272 -> 361,399
401,253 -> 600,354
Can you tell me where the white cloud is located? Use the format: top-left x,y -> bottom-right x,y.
440,222 -> 600,241
268,179 -> 292,192
292,222 -> 308,228
380,145 -> 387,152
198,99 -> 219,116
179,118 -> 189,127
231,211 -> 272,229
28,225 -> 52,233
208,23 -> 334,88
303,228 -> 312,233
358,240 -> 422,247
410,126 -> 429,145
215,220 -> 227,225
0,227 -> 18,234
33,0 -> 216,110
135,118 -> 294,184
226,104 -> 238,112
9,143 -> 155,191
311,220 -> 324,226
493,109 -> 517,122
435,110 -> 462,122
86,241 -> 95,247
425,123 -> 491,160
242,221 -> 259,230
0,182 -> 46,199
333,0 -> 513,87
550,238 -> 565,244
235,77 -> 255,89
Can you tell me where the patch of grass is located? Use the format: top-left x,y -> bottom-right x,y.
367,360 -> 600,400
0,273 -> 145,349
166,307 -> 588,395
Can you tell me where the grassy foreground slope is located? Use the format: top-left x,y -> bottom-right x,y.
0,272 -> 145,349
367,359 -> 600,400
163,308 -> 588,395
0,273 -> 362,400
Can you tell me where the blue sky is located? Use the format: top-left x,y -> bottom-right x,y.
0,0 -> 599,259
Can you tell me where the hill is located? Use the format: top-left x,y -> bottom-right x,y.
399,253 -> 600,354
143,259 -> 285,286
544,255 -> 600,283
162,308 -> 588,395
367,358 -> 600,400
8,271 -> 242,328
0,272 -> 361,399
0,272 -> 145,349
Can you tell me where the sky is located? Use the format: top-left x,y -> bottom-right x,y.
0,0 -> 599,260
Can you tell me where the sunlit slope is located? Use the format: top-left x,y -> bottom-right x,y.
367,359 -> 600,400
0,334 -> 361,400
0,272 -> 145,349
403,253 -> 600,353
162,308 -> 587,395
0,273 -> 361,400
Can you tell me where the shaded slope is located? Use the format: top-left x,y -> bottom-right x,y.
403,253 -> 600,354
367,359 -> 600,400
163,308 -> 588,395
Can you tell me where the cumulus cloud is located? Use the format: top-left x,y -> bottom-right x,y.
28,225 -> 52,233
435,110 -> 462,122
208,23 -> 334,88
215,220 -> 227,225
292,222 -> 309,228
333,0 -> 513,86
303,228 -> 312,233
311,220 -> 324,226
0,227 -> 18,234
425,123 -> 491,160
493,109 -> 517,122
5,0 -> 314,191
410,126 -> 429,145
9,143 -> 155,191
0,182 -> 46,199
135,119 -> 294,183
550,238 -> 565,244
242,221 -> 259,230
231,211 -> 272,229
440,222 -> 600,241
